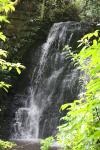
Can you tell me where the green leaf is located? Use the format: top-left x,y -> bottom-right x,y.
16,67 -> 21,74
56,30 -> 100,150
60,103 -> 71,111
0,32 -> 6,41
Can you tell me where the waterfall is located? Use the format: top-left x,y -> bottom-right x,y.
11,21 -> 89,139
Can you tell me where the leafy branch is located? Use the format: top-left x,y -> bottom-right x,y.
0,0 -> 25,92
56,30 -> 100,150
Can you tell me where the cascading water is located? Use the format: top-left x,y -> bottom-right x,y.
12,87 -> 40,139
11,22 -> 90,139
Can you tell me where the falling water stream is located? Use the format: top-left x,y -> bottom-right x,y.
11,21 -> 90,140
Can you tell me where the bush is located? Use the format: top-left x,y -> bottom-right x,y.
0,140 -> 16,150
57,30 -> 100,150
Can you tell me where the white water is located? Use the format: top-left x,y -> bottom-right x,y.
12,22 -> 81,139
12,87 -> 40,139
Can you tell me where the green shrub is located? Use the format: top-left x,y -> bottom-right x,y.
0,0 -> 25,91
41,137 -> 54,150
0,140 -> 16,150
0,1 -> 24,150
73,0 -> 100,21
57,30 -> 100,150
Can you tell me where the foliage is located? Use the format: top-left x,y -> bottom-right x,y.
29,0 -> 79,22
0,0 -> 25,92
56,30 -> 100,150
41,137 -> 54,150
38,0 -> 100,21
38,0 -> 100,22
73,0 -> 100,21
0,140 -> 16,150
0,0 -> 15,14
0,1 -> 24,150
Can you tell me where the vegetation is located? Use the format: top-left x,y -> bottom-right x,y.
4,0 -> 99,64
73,0 -> 100,21
0,0 -> 24,149
0,140 -> 16,150
41,30 -> 100,150
56,30 -> 100,150
41,137 -> 54,150
36,0 -> 100,22
0,0 -> 25,92
38,0 -> 79,21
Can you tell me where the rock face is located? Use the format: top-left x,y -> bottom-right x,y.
0,0 -> 97,140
